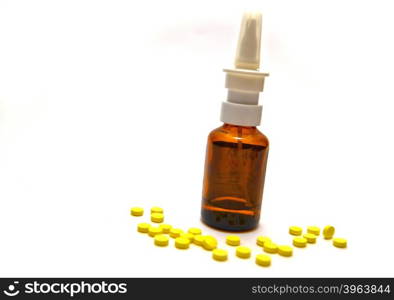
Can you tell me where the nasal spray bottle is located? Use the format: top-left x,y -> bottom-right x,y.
201,12 -> 269,231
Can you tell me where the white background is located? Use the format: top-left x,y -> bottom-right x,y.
1,0 -> 393,277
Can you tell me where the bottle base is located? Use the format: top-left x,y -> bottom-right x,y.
201,208 -> 259,232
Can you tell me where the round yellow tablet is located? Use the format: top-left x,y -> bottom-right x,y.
226,235 -> 241,246
188,228 -> 202,235
212,249 -> 228,261
151,206 -> 163,214
289,226 -> 302,236
307,226 -> 320,236
148,226 -> 163,237
264,242 -> 278,254
256,236 -> 271,247
236,246 -> 251,259
151,213 -> 164,223
169,228 -> 184,238
193,235 -> 204,246
137,222 -> 150,233
130,207 -> 144,216
202,236 -> 218,251
323,225 -> 335,240
154,234 -> 169,247
159,224 -> 172,234
180,233 -> 194,242
333,238 -> 347,248
293,237 -> 307,248
303,233 -> 317,243
256,254 -> 271,266
278,245 -> 293,257
175,237 -> 190,249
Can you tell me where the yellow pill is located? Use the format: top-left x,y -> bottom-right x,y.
180,233 -> 194,242
148,226 -> 163,237
255,254 -> 271,267
169,228 -> 184,238
289,226 -> 303,236
236,246 -> 251,259
193,235 -> 204,246
307,226 -> 320,236
202,236 -> 218,251
188,228 -> 202,235
278,245 -> 293,257
323,225 -> 335,240
303,233 -> 317,244
154,234 -> 169,247
226,235 -> 241,246
151,213 -> 164,223
175,237 -> 190,249
212,249 -> 228,261
293,237 -> 307,248
130,207 -> 144,216
333,238 -> 347,248
264,242 -> 278,254
137,222 -> 150,233
256,236 -> 271,247
159,224 -> 172,234
151,206 -> 163,214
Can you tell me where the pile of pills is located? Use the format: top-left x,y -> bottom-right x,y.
130,206 -> 347,268
288,224 -> 347,249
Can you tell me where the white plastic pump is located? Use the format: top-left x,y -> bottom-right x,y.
220,12 -> 269,127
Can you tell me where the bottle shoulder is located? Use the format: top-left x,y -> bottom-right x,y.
208,124 -> 269,147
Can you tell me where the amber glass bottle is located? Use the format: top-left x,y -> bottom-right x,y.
201,123 -> 269,231
201,12 -> 269,231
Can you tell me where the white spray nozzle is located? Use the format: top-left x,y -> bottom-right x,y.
220,12 -> 269,127
234,12 -> 262,70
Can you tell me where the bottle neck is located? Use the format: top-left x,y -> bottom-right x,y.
223,123 -> 256,129
222,123 -> 259,136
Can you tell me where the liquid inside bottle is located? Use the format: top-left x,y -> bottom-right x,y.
201,123 -> 269,231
